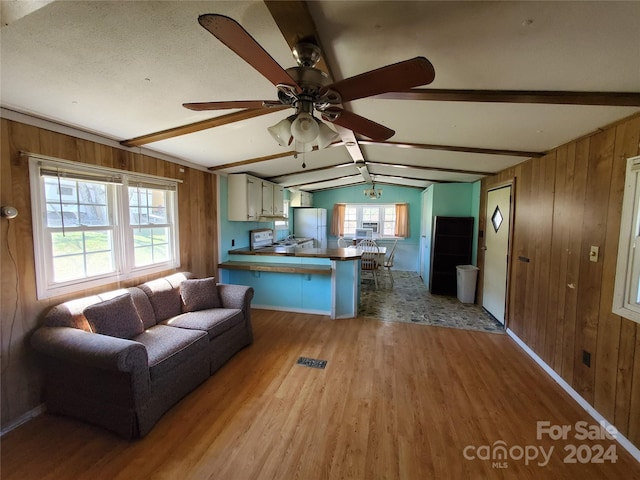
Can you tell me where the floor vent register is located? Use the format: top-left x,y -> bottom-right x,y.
296,357 -> 327,369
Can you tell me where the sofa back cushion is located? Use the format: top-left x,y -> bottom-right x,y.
43,288 -> 142,332
138,272 -> 193,322
83,293 -> 144,339
128,287 -> 157,329
180,277 -> 221,312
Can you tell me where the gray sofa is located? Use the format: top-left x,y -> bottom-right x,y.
31,272 -> 254,439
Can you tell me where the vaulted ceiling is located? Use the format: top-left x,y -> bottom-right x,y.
2,1 -> 639,192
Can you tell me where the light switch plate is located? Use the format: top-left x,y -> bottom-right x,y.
590,245 -> 599,263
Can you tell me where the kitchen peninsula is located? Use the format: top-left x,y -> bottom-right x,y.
218,247 -> 363,319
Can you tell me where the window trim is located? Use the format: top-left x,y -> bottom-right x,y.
29,155 -> 181,299
613,155 -> 640,324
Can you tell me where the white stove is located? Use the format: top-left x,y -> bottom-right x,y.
249,228 -> 276,250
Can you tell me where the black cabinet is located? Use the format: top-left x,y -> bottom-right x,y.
430,216 -> 474,296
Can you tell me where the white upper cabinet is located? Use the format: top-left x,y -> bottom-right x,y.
228,174 -> 285,221
273,184 -> 285,216
290,190 -> 313,207
228,174 -> 262,221
261,181 -> 274,216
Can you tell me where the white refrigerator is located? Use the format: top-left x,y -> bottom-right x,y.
293,208 -> 327,248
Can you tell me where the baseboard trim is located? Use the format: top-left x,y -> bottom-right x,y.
506,328 -> 640,464
0,404 -> 46,437
252,305 -> 331,317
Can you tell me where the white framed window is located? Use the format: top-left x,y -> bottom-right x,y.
274,200 -> 290,231
343,204 -> 398,239
613,155 -> 640,323
29,155 -> 180,299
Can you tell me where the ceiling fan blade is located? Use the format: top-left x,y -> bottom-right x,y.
198,14 -> 300,91
322,108 -> 395,141
326,57 -> 435,103
183,100 -> 275,111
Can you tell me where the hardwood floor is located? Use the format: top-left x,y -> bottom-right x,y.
2,309 -> 638,479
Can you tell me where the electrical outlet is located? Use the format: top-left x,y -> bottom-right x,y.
582,350 -> 591,367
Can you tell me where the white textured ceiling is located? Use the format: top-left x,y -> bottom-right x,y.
1,1 -> 639,191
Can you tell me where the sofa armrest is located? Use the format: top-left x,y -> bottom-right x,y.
31,326 -> 148,372
216,284 -> 254,311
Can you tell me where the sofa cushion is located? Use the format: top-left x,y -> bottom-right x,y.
163,308 -> 243,339
127,287 -> 157,329
180,277 -> 221,312
138,273 -> 191,322
132,325 -> 207,380
83,293 -> 144,339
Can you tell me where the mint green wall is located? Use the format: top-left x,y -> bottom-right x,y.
431,182 -> 480,264
471,181 -> 481,264
421,182 -> 481,288
313,183 -> 423,271
422,186 -> 434,286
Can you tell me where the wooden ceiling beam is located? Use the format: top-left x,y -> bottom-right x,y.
207,142 -> 342,171
359,140 -> 543,158
366,160 -> 494,176
374,89 -> 640,106
120,107 -> 285,147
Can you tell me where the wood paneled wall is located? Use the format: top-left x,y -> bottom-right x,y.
0,119 -> 219,430
478,113 -> 640,448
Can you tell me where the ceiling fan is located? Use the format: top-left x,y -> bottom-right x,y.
183,14 -> 436,152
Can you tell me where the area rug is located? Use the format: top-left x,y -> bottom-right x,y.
360,271 -> 505,334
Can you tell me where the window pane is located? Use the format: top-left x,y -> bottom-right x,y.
153,244 -> 169,263
51,230 -> 115,281
53,255 -> 86,282
51,232 -> 84,256
133,228 -> 152,247
134,246 -> 154,266
362,207 -> 379,221
45,178 -> 109,227
86,251 -> 114,276
129,187 -> 168,225
383,207 -> 396,236
344,207 -> 357,236
133,226 -> 171,267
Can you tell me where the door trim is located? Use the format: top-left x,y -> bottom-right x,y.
482,179 -> 516,328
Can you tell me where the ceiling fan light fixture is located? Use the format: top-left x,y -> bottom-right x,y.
290,112 -> 319,144
316,119 -> 339,149
268,115 -> 294,146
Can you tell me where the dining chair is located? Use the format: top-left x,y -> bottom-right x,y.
337,236 -> 348,248
359,239 -> 381,288
383,239 -> 398,286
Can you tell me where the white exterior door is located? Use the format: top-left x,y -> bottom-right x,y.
482,185 -> 512,324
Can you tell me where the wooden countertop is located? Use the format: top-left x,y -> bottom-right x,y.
218,261 -> 332,275
228,246 -> 363,261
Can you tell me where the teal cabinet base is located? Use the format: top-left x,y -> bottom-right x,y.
220,256 -> 359,319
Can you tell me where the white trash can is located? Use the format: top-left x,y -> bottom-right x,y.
456,265 -> 479,303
